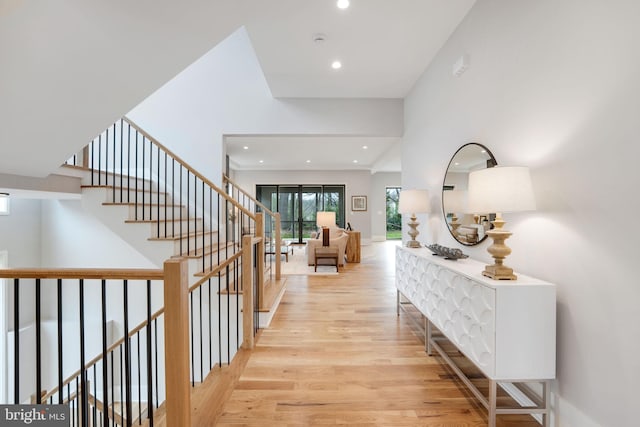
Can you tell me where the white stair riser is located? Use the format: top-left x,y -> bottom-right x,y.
128,205 -> 187,221
148,219 -> 205,238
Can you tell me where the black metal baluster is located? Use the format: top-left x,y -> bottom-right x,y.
110,350 -> 114,427
35,279 -> 42,403
119,346 -> 123,424
236,261 -> 240,350
227,268 -> 230,363
179,165 -> 183,255
187,171 -> 190,255
164,151 -> 168,238
208,278 -> 212,370
135,132 -> 139,221
199,286 -> 203,382
142,136 -> 146,221
172,160 -> 175,238
123,280 -> 132,427
98,134 -> 102,185
112,123 -> 116,202
120,120 -> 124,203
157,145 -> 160,239
57,278 -> 63,404
146,280 -> 154,426
93,365 -> 98,427
13,278 -> 19,403
105,127 -> 109,190
209,187 -> 213,278
190,292 -> 194,387
202,181 -> 205,273
154,319 -> 158,408
137,332 -> 141,425
79,279 -> 88,426
148,137 -> 153,222
91,140 -> 95,185
218,272 -> 222,367
101,280 -> 109,426
127,124 -> 131,203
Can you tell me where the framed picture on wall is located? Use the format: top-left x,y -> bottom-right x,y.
351,195 -> 367,211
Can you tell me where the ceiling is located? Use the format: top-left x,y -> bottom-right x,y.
227,0 -> 476,172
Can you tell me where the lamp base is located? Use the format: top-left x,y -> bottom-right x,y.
405,214 -> 422,248
482,264 -> 517,280
483,217 -> 517,280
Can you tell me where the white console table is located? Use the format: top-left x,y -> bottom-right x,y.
395,246 -> 556,427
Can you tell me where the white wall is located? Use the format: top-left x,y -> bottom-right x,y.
128,28 -> 403,187
0,199 -> 42,329
0,0 -> 246,177
370,172 -> 401,241
403,1 -> 640,426
233,169 -> 372,242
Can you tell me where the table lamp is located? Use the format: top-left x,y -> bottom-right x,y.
398,189 -> 430,248
316,211 -> 336,247
468,166 -> 536,280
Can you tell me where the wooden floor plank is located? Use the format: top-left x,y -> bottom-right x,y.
211,242 -> 540,427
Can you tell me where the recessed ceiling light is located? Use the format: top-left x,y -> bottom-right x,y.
353,160 -> 358,164
331,60 -> 342,70
481,149 -> 486,153
362,145 -> 368,150
259,160 -> 264,164
306,160 -> 311,163
337,0 -> 350,9
455,162 -> 460,166
243,146 -> 249,150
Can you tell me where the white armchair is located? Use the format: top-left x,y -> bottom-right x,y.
306,227 -> 349,266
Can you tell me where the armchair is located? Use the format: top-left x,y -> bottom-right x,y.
306,227 -> 349,266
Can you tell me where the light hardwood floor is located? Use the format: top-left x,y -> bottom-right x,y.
209,241 -> 539,426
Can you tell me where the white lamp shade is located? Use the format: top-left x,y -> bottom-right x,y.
316,211 -> 336,228
398,189 -> 430,214
443,189 -> 468,214
467,166 -> 536,213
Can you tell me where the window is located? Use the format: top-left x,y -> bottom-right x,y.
256,185 -> 346,243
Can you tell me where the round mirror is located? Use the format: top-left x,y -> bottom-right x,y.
442,143 -> 497,246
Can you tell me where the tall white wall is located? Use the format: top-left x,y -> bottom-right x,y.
403,1 -> 640,426
233,169 -> 372,242
128,28 -> 403,187
370,172 -> 401,241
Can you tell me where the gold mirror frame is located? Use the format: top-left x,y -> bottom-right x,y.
442,143 -> 497,246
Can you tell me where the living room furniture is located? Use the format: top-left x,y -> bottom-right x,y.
345,230 -> 361,263
265,241 -> 293,262
314,247 -> 339,272
395,246 -> 556,427
307,227 -> 348,266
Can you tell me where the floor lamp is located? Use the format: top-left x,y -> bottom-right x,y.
398,189 -> 430,248
316,211 -> 336,247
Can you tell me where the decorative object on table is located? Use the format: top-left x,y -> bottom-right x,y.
351,195 -> 367,211
442,143 -> 497,246
468,166 -> 536,280
316,211 -> 336,247
398,189 -> 430,248
426,243 -> 468,260
442,189 -> 468,239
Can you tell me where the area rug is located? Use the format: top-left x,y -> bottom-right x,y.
276,244 -> 339,276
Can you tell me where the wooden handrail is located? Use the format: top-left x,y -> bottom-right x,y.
188,250 -> 244,292
123,117 -> 255,221
223,174 -> 274,217
0,268 -> 163,280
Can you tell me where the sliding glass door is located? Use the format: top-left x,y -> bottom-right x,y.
256,185 -> 345,243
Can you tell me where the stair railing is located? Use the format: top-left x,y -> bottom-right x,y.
224,174 -> 281,305
79,117 -> 255,277
0,244 -> 260,427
